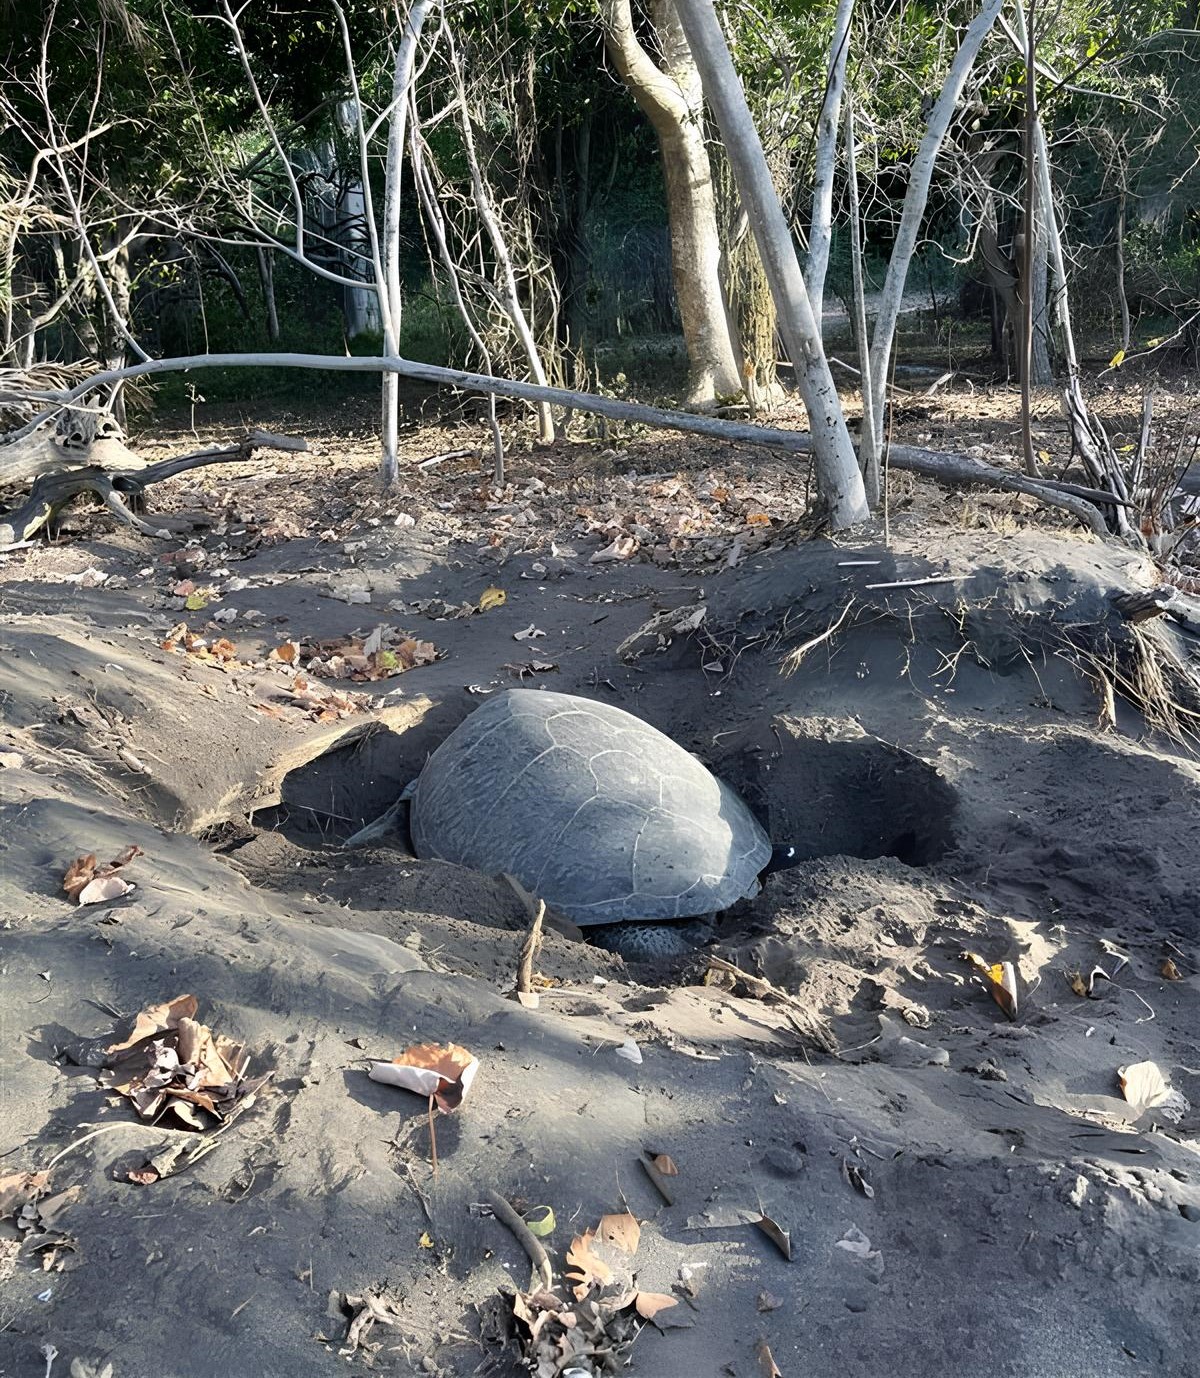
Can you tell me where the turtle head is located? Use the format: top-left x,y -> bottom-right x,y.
760,844 -> 798,878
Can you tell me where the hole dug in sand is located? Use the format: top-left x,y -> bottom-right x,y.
714,713 -> 956,869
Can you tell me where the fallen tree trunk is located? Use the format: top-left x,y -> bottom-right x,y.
0,429 -> 307,550
3,351 -> 1110,535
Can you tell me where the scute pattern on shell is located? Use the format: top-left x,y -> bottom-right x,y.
409,689 -> 771,926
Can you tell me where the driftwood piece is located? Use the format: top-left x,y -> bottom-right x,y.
0,430 -> 308,551
1113,585 -> 1200,635
482,1190 -> 553,1292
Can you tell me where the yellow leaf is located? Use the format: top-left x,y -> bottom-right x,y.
1109,348 -> 1125,368
184,592 -> 208,611
479,586 -> 506,611
418,1231 -> 434,1249
1037,450 -> 1050,462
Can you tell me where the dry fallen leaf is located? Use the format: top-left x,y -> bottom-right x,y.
98,994 -> 267,1131
634,1291 -> 680,1323
1161,958 -> 1182,980
961,951 -> 1019,1019
369,1042 -> 479,1113
750,1211 -> 792,1261
62,845 -> 142,905
1118,1060 -> 1190,1122
757,1339 -> 783,1377
478,586 -> 506,611
598,1212 -> 640,1255
565,1227 -> 616,1298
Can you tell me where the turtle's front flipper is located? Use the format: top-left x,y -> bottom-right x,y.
342,796 -> 409,850
587,919 -> 713,960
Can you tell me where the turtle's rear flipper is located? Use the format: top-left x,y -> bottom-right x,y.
588,919 -> 713,960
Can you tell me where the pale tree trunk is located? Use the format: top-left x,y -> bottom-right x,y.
866,0 -> 1005,468
806,0 -> 855,326
845,97 -> 879,506
599,0 -> 743,407
101,228 -> 134,427
1115,180 -> 1131,354
336,100 -> 384,339
380,0 -> 433,488
256,247 -> 280,342
672,0 -> 868,527
1031,222 -> 1052,381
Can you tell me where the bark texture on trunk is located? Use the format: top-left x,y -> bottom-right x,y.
600,0 -> 742,406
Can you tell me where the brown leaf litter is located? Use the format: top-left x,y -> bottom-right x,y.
0,1169 -> 79,1273
98,994 -> 270,1135
501,1210 -> 688,1377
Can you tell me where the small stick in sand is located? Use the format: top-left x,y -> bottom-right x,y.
516,898 -> 546,1004
483,1189 -> 553,1291
863,574 -> 973,591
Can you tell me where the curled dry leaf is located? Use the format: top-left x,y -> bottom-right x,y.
62,844 -> 142,905
961,951 -> 1019,1019
1161,958 -> 1182,980
750,1212 -> 792,1261
1118,1060 -> 1190,1122
512,624 -> 546,642
0,1170 -> 51,1218
649,1153 -> 678,1177
478,586 -> 506,611
368,1042 -> 479,1113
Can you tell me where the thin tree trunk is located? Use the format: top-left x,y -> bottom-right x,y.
1031,217 -> 1051,381
380,0 -> 433,488
1015,7 -> 1133,535
845,97 -> 878,507
1115,180 -> 1131,355
1018,0 -> 1040,477
866,0 -> 1005,467
806,0 -> 855,327
599,0 -> 743,406
672,0 -> 868,527
256,248 -> 280,342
